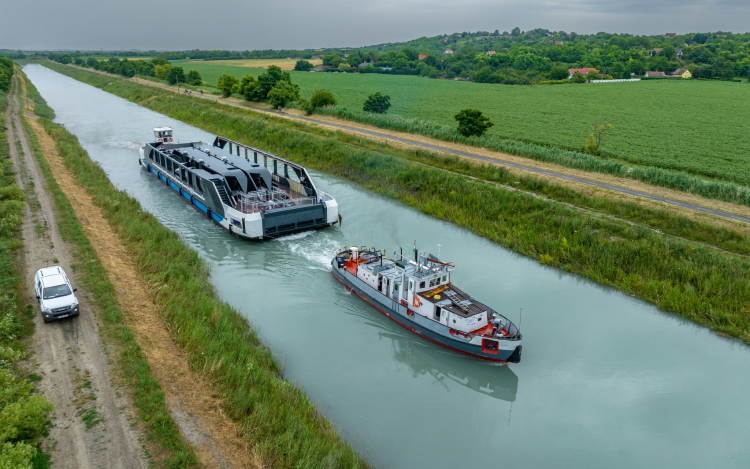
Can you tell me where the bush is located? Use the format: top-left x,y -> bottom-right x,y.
217,73 -> 239,97
268,81 -> 300,108
363,92 -> 391,114
294,60 -> 313,71
337,63 -> 351,73
455,109 -> 494,137
549,66 -> 570,80
185,70 -> 202,86
309,89 -> 336,108
571,72 -> 587,83
165,66 -> 185,85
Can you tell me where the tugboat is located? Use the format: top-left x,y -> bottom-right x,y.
139,127 -> 338,239
331,246 -> 522,363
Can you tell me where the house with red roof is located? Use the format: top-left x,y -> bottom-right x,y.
444,49 -> 454,55
486,50 -> 496,56
568,68 -> 600,79
418,54 -> 428,60
644,71 -> 667,78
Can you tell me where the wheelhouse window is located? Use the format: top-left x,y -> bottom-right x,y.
419,281 -> 425,289
196,177 -> 203,192
149,149 -> 154,160
159,154 -> 165,166
167,159 -> 172,171
188,172 -> 193,186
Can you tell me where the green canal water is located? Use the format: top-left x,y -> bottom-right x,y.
24,64 -> 750,468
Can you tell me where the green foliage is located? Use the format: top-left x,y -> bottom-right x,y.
309,89 -> 336,109
571,71 -> 587,83
363,92 -> 390,114
255,65 -> 297,101
322,55 -> 342,67
0,58 -> 13,93
0,442 -> 37,469
454,108 -> 494,137
185,70 -> 202,86
165,66 -> 185,85
294,60 -> 313,71
549,66 -> 570,80
585,122 -> 614,155
239,74 -> 258,101
217,73 -> 239,97
268,81 -> 300,108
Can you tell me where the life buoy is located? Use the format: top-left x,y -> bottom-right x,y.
499,328 -> 508,336
168,137 -> 173,142
413,296 -> 421,308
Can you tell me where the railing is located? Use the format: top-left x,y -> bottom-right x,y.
236,189 -> 317,214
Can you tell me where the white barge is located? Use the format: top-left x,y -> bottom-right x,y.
332,246 -> 522,363
139,128 -> 338,239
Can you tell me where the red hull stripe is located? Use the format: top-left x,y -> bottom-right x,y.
332,271 -> 508,363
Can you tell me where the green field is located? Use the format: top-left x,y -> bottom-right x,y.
178,62 -> 750,186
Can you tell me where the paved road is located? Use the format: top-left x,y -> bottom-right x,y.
105,69 -> 750,225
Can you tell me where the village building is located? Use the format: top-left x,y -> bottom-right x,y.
644,71 -> 667,78
418,54 -> 428,60
568,67 -> 600,79
675,47 -> 684,59
555,41 -> 564,45
664,33 -> 676,38
486,50 -> 496,56
671,68 -> 692,79
444,49 -> 454,55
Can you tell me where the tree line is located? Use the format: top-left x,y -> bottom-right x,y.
48,55 -> 203,86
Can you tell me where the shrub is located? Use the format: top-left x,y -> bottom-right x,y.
165,66 -> 185,85
571,71 -> 587,83
549,66 -> 570,80
217,73 -> 239,97
268,81 -> 300,108
455,109 -> 494,137
185,70 -> 202,86
309,89 -> 336,109
294,60 -> 313,71
363,92 -> 391,114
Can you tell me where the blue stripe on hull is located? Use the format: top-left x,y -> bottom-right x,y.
193,199 -> 208,213
211,212 -> 224,223
331,266 -> 520,362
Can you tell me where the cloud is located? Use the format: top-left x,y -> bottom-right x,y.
1,0 -> 748,50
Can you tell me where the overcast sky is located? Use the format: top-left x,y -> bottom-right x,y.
2,0 -> 748,51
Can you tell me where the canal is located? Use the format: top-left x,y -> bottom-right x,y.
24,64 -> 750,468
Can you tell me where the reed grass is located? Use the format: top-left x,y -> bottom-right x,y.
35,119 -> 369,467
39,63 -> 750,344
21,115 -> 199,467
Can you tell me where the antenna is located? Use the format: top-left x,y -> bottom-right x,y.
437,244 -> 441,261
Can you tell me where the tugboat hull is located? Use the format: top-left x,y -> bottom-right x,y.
331,261 -> 522,363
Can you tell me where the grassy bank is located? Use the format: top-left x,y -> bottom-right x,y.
0,67 -> 53,469
31,103 -> 368,466
51,62 -> 750,211
172,62 -> 750,188
35,63 -> 750,344
20,111 -> 199,466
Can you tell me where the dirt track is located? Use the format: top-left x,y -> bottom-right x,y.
8,75 -> 149,468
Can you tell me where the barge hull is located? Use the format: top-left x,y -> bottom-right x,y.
331,263 -> 521,363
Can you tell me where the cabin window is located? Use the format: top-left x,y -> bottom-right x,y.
149,149 -> 154,160
181,168 -> 187,182
188,172 -> 193,186
434,306 -> 441,321
409,280 -> 413,291
196,177 -> 203,192
419,281 -> 425,289
442,275 -> 447,282
159,154 -> 165,166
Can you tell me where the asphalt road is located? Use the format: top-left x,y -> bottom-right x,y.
120,73 -> 750,225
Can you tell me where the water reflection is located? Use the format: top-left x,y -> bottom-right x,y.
380,331 -> 518,402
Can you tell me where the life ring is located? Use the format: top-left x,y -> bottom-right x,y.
413,296 -> 421,308
168,137 -> 173,142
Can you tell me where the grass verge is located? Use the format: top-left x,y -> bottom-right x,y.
0,67 -> 53,469
36,62 -> 750,344
28,91 -> 369,466
19,95 -> 199,466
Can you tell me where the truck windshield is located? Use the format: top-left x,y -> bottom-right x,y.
43,285 -> 72,299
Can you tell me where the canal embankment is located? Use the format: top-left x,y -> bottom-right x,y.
20,69 -> 370,468
40,61 -> 750,344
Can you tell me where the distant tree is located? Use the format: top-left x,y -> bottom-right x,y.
549,66 -> 570,80
309,88 -> 336,108
337,63 -> 351,72
239,74 -> 258,101
571,71 -> 587,83
511,27 -> 521,37
59,55 -> 72,64
150,57 -> 169,66
268,81 -> 300,108
154,63 -> 172,79
73,57 -> 85,66
86,57 -> 97,68
473,66 -> 502,83
294,59 -> 313,71
322,55 -> 343,67
217,73 -> 239,96
661,44 -> 676,60
165,66 -> 185,85
454,109 -> 494,137
586,70 -> 601,80
186,70 -> 202,85
585,122 -> 613,156
610,62 -> 626,78
363,92 -> 391,114
255,65 -> 295,100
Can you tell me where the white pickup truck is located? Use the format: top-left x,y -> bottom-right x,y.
34,266 -> 80,323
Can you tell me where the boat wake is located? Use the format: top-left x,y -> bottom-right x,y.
276,231 -> 340,270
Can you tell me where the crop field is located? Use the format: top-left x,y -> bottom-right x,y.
178,61 -> 750,185
182,58 -> 322,70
